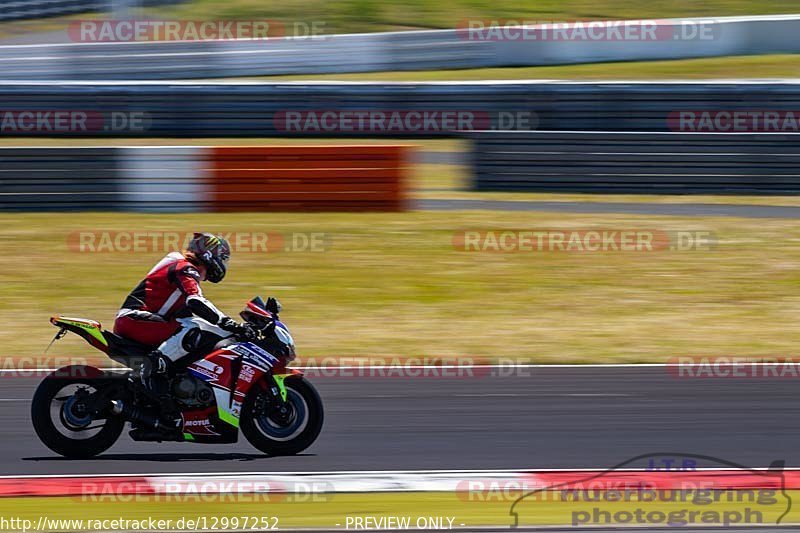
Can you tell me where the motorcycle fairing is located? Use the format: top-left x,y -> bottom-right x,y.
180,405 -> 221,439
229,342 -> 280,368
49,316 -> 152,366
185,341 -> 279,433
50,316 -> 108,352
50,314 -> 303,442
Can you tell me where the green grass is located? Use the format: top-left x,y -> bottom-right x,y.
140,1 -> 800,34
3,0 -> 799,40
6,210 -> 800,365
0,12 -> 104,41
228,54 -> 800,82
3,138 -> 800,364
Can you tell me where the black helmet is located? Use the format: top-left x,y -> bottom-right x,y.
187,232 -> 231,283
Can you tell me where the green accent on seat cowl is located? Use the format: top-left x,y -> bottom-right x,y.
54,317 -> 108,347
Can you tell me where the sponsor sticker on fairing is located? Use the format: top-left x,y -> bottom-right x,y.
230,343 -> 279,366
240,365 -> 256,383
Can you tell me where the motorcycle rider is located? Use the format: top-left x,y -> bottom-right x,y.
113,232 -> 257,401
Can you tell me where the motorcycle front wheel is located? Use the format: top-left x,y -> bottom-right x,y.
31,368 -> 124,458
241,377 -> 323,456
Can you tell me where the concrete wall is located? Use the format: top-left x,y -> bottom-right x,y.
471,131 -> 800,194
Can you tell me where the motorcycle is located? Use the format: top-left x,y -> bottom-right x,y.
31,296 -> 323,458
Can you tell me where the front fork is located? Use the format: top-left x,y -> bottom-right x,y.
259,371 -> 299,425
272,374 -> 289,402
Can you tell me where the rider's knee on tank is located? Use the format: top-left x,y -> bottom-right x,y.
180,327 -> 225,360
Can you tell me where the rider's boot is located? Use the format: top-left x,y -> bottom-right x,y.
130,350 -> 181,430
129,349 -> 166,390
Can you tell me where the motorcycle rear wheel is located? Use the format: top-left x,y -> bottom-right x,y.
31,369 -> 124,458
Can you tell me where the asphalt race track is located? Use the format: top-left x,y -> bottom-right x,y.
418,199 -> 800,219
2,366 -> 798,475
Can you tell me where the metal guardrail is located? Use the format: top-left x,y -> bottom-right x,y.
470,131 -> 800,194
0,146 -> 120,209
0,81 -> 798,137
1,14 -> 800,79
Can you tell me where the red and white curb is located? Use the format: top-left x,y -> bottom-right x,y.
1,468 -> 800,498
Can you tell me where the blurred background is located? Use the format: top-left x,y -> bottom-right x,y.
1,0 -> 800,364
2,2 -> 800,528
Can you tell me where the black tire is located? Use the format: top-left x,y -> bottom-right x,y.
241,376 -> 323,456
31,368 -> 124,458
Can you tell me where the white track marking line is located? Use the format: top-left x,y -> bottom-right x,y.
452,393 -> 632,398
298,363 -> 780,369
1,362 -> 795,373
4,466 -> 800,479
563,393 -> 632,397
338,393 -> 625,399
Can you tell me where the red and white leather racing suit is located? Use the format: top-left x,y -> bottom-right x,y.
113,252 -> 234,363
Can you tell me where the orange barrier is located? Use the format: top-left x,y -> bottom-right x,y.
209,146 -> 409,212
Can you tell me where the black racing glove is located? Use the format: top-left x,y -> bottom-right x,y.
219,317 -> 258,341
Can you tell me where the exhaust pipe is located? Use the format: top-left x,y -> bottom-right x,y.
110,400 -> 162,429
